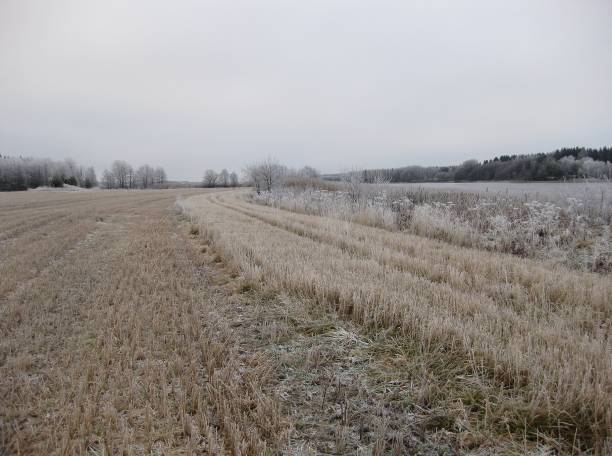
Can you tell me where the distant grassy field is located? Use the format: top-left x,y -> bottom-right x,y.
384,180 -> 612,202
2,188 -> 610,455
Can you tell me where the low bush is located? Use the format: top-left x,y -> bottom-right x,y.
253,184 -> 612,272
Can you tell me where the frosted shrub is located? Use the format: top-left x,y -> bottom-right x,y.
252,184 -> 611,272
254,187 -> 397,229
519,201 -> 562,254
353,204 -> 396,229
488,214 -> 511,235
410,203 -> 477,246
568,227 -> 612,273
564,197 -> 590,239
591,227 -> 612,272
485,214 -> 520,253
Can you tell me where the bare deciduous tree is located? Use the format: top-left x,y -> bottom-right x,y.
0,155 -> 96,191
229,171 -> 239,187
153,167 -> 167,187
244,158 -> 286,193
136,165 -> 154,189
203,169 -> 218,188
218,169 -> 230,187
101,169 -> 115,189
127,166 -> 136,189
100,162 -> 165,189
297,166 -> 320,179
111,160 -> 132,189
83,167 -> 98,188
343,169 -> 363,203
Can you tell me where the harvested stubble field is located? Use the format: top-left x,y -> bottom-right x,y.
180,189 -> 611,454
1,188 -> 610,455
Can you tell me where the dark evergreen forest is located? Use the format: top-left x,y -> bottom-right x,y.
351,147 -> 612,183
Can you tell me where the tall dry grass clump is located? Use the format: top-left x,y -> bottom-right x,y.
255,182 -> 612,272
180,190 -> 611,451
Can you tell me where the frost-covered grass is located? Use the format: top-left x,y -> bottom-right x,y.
29,184 -> 92,192
387,180 -> 612,207
182,190 -> 612,451
254,182 -> 612,272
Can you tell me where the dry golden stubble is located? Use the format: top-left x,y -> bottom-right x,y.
180,190 -> 611,451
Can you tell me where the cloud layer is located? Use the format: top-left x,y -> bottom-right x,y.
1,0 -> 611,179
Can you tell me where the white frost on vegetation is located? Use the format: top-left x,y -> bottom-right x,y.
254,183 -> 612,272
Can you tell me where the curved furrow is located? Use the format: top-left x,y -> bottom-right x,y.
215,192 -> 610,324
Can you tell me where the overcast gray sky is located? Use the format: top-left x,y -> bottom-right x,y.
1,0 -> 611,180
